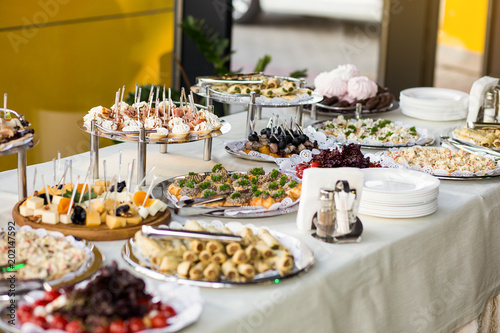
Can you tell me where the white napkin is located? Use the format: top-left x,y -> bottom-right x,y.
296,167 -> 364,231
467,76 -> 499,123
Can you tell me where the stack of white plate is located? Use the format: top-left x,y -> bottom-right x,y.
400,87 -> 469,121
359,168 -> 440,218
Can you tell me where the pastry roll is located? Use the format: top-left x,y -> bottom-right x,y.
240,227 -> 257,246
185,220 -> 205,232
245,245 -> 259,260
222,261 -> 239,281
254,259 -> 271,274
177,261 -> 192,278
237,263 -> 255,279
227,84 -> 243,94
189,261 -> 207,280
159,256 -> 180,273
206,240 -> 223,253
199,250 -> 212,263
268,250 -> 294,276
211,252 -> 227,265
241,86 -> 252,94
190,240 -> 205,254
260,89 -> 274,98
203,263 -> 221,281
257,229 -> 280,249
219,226 -> 233,235
226,242 -> 242,256
266,77 -> 280,89
232,249 -> 249,264
255,243 -> 274,258
282,80 -> 297,93
183,250 -> 198,262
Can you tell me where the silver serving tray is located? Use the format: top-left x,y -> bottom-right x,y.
153,171 -> 300,218
312,119 -> 434,149
77,119 -> 231,145
448,127 -> 500,152
121,225 -> 314,288
0,134 -> 38,156
224,144 -> 281,163
305,101 -> 399,116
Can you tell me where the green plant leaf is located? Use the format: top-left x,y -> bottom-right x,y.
254,55 -> 272,73
289,69 -> 308,78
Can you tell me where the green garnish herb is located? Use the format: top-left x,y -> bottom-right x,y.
253,190 -> 262,197
242,174 -> 249,180
211,174 -> 223,182
199,181 -> 211,190
231,173 -> 240,180
273,189 -> 284,198
212,164 -> 223,172
251,177 -> 259,184
237,179 -> 249,186
348,125 -> 357,131
203,189 -> 216,197
251,184 -> 258,192
270,169 -> 279,179
289,180 -> 297,188
188,172 -> 196,176
230,192 -> 241,199
179,179 -> 186,187
268,182 -> 279,190
250,167 -> 264,176
185,180 -> 195,188
219,183 -> 230,192
345,130 -> 352,137
279,175 -> 288,186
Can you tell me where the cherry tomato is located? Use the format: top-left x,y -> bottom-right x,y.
17,304 -> 33,322
109,319 -> 128,333
29,316 -> 48,329
296,169 -> 304,179
128,317 -> 146,332
137,298 -> 151,311
295,163 -> 309,171
309,161 -> 322,168
49,313 -> 68,330
94,324 -> 110,333
43,289 -> 61,302
33,299 -> 49,307
151,314 -> 168,328
65,320 -> 86,333
159,304 -> 177,319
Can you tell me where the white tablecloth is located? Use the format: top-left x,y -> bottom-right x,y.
1,109 -> 500,332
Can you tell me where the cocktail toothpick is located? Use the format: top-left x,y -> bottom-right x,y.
52,158 -> 57,186
67,175 -> 80,215
114,89 -> 120,122
120,84 -> 126,105
118,151 -> 122,182
41,175 -> 52,205
147,85 -> 155,118
126,159 -> 135,193
142,175 -> 157,207
137,165 -> 156,189
69,160 -> 73,186
136,87 -> 142,122
32,168 -> 37,197
103,160 -> 107,192
78,166 -> 91,205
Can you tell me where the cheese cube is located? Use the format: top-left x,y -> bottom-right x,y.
52,195 -> 64,205
106,215 -> 127,229
33,207 -> 46,217
148,199 -> 163,216
126,214 -> 142,226
26,197 -> 44,209
138,206 -> 150,219
59,214 -> 72,224
42,210 -> 59,224
92,185 -> 104,196
86,211 -> 101,227
100,211 -> 107,223
19,205 -> 34,217
89,199 -> 105,214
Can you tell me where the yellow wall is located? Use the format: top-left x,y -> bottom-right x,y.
438,0 -> 488,53
0,0 -> 175,171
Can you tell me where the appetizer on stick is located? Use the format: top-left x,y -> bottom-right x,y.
0,93 -> 35,150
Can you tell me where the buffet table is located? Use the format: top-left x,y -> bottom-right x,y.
1,108 -> 500,333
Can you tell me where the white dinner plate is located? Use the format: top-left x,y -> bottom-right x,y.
359,200 -> 438,218
362,168 -> 440,194
400,87 -> 469,107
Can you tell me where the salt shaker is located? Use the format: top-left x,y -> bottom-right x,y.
316,188 -> 335,238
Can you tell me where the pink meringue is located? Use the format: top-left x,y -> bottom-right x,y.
337,64 -> 360,77
315,76 -> 347,98
313,71 -> 331,91
347,76 -> 378,100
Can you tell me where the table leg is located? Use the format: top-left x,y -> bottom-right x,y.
311,103 -> 317,120
257,106 -> 262,120
246,92 -> 257,137
159,144 -> 167,154
203,138 -> 213,161
296,106 -> 304,127
17,151 -> 27,200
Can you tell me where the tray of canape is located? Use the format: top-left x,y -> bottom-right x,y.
366,146 -> 500,179
12,179 -> 170,241
153,164 -> 301,218
310,115 -> 434,149
191,73 -> 323,106
122,220 -> 314,287
0,226 -> 103,289
0,262 -> 202,332
80,86 -> 230,143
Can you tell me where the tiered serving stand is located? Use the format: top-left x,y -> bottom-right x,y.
0,109 -> 38,200
77,103 -> 231,184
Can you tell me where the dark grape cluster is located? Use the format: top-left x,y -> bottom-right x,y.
57,262 -> 151,327
312,144 -> 371,168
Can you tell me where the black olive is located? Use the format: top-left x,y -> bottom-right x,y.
116,204 -> 130,216
299,134 -> 308,144
57,184 -> 64,190
110,180 -> 127,193
270,135 -> 278,144
292,138 -> 301,146
71,205 -> 86,225
247,134 -> 255,141
293,130 -> 300,137
260,128 -> 268,135
285,135 -> 293,144
278,139 -> 287,150
37,193 -> 53,205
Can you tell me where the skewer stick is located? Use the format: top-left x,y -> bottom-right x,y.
78,166 -> 91,205
162,85 -> 167,121
134,84 -> 138,107
67,175 -> 80,215
52,158 -> 57,186
120,85 -> 126,105
41,175 -> 52,205
113,178 -> 118,216
137,165 -> 156,189
87,172 -> 92,213
69,160 -> 72,186
179,88 -> 185,115
114,90 -> 120,122
137,87 -> 142,122
104,176 -> 116,201
3,93 -> 6,111
32,168 -> 37,197
57,151 -> 61,176
126,159 -> 135,193
155,86 -> 160,118
118,151 -> 122,182
142,175 -> 157,207
54,161 -> 69,194
147,85 -> 155,118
